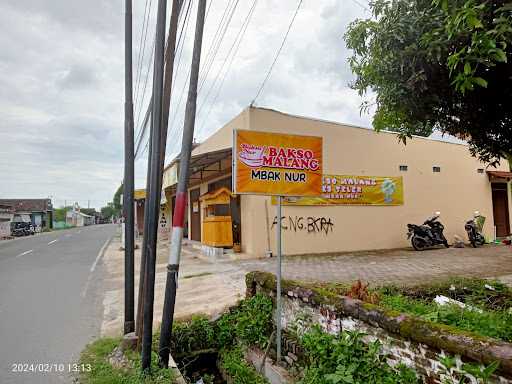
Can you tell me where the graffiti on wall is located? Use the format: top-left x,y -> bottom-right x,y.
271,215 -> 334,235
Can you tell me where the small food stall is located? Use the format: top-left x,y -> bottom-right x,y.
200,187 -> 234,247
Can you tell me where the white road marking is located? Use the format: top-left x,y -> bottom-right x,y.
82,236 -> 111,298
16,249 -> 33,258
47,239 -> 58,245
77,230 -> 81,234
90,238 -> 110,273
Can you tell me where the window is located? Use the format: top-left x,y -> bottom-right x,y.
477,168 -> 484,174
433,166 -> 441,173
399,165 -> 408,172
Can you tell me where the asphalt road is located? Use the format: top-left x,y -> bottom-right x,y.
0,224 -> 117,383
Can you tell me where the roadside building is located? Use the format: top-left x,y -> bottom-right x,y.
132,188 -> 176,240
0,199 -> 53,231
161,106 -> 512,258
0,203 -> 14,238
66,209 -> 95,227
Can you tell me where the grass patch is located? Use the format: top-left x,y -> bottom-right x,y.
79,337 -> 176,384
298,326 -> 419,384
219,346 -> 268,384
79,294 -> 274,384
381,277 -> 512,311
378,278 -> 512,342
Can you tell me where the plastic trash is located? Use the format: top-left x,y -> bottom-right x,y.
434,295 -> 483,313
484,284 -> 496,291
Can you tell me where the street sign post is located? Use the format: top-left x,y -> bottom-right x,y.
232,129 -> 322,361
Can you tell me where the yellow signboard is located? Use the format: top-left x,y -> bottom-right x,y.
272,175 -> 404,205
233,130 -> 322,196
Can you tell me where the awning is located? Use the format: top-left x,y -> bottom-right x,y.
189,148 -> 232,174
163,148 -> 232,195
487,171 -> 512,181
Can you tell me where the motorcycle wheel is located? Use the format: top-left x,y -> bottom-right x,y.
412,236 -> 427,251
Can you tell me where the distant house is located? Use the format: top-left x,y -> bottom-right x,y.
0,203 -> 14,238
0,199 -> 53,231
66,210 -> 95,227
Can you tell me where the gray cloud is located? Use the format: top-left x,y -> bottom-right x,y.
57,63 -> 99,90
1,0 -> 374,208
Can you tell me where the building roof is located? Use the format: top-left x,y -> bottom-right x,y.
251,106 -> 468,146
0,204 -> 14,214
0,199 -> 52,212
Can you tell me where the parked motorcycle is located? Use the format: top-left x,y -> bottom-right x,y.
11,227 -> 25,237
407,212 -> 449,251
11,222 -> 35,237
465,211 -> 485,247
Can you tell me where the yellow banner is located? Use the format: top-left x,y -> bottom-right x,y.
272,175 -> 404,205
233,130 -> 322,196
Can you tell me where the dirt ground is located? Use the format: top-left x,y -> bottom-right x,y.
100,236 -> 512,336
100,236 -> 246,336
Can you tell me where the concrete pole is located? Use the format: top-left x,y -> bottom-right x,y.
276,195 -> 282,361
135,0 -> 182,350
123,0 -> 135,335
140,0 -> 167,372
158,0 -> 207,368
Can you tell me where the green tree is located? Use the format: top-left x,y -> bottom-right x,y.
113,184 -> 123,215
345,0 -> 512,165
100,203 -> 115,221
54,206 -> 72,222
100,185 -> 123,221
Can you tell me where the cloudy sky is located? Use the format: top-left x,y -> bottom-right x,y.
0,0 -> 373,209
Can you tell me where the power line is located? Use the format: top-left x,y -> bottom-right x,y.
136,0 -> 193,160
252,0 -> 303,104
133,0 -> 154,120
133,0 -> 151,107
135,101 -> 152,157
171,0 -> 193,96
133,36 -> 155,152
196,0 -> 258,138
165,0 -> 240,158
197,0 -> 239,94
196,0 -> 233,84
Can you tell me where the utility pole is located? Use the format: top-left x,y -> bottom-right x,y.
136,138 -> 152,347
276,195 -> 282,361
140,0 -> 167,372
160,0 -> 183,166
135,0 -> 183,348
123,0 -> 135,335
158,0 -> 206,368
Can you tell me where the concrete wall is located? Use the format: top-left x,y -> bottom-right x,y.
247,272 -> 512,383
185,107 -> 511,257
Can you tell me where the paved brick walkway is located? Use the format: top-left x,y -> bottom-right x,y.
101,238 -> 512,335
236,245 -> 512,286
